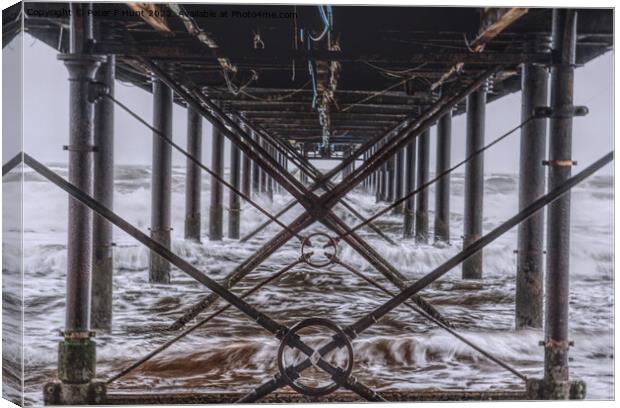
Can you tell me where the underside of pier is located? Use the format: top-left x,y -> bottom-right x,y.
6,2 -> 614,405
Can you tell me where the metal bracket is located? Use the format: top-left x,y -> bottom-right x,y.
63,144 -> 98,153
532,105 -> 588,119
88,80 -> 110,103
542,159 -> 577,167
148,227 -> 174,232
538,338 -> 574,350
59,330 -> 96,340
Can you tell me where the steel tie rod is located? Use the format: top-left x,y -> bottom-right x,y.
105,93 -> 304,243
24,153 -> 380,401
106,258 -> 303,384
334,258 -> 527,381
322,66 -> 505,206
24,153 -> 286,335
140,58 -> 314,206
239,121 -> 396,245
164,65 -> 499,331
243,150 -> 613,396
338,116 -> 535,239
2,152 -> 22,176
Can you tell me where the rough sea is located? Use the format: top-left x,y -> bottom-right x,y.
2,164 -> 614,405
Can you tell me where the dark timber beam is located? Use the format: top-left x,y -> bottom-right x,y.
149,78 -> 173,284
472,8 -> 529,51
184,106 -> 203,242
462,87 -> 486,279
125,3 -> 173,34
94,42 -> 550,65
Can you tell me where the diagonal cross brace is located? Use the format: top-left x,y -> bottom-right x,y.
173,65 -> 395,245
160,65 -> 499,331
24,153 -> 381,401
258,150 -> 615,396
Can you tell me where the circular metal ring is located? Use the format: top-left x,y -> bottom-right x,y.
277,318 -> 353,397
300,233 -> 338,268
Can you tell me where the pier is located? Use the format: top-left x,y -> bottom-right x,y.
3,3 -> 614,404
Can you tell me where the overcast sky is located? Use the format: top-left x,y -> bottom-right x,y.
3,31 -> 614,175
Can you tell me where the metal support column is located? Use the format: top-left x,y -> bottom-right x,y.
342,148 -> 350,179
301,143 -> 309,185
265,143 -> 274,201
259,139 -> 268,194
386,155 -> 395,202
415,128 -> 430,243
462,88 -> 486,279
542,9 -> 578,399
515,55 -> 549,329
209,126 -> 225,241
46,4 -> 105,404
91,54 -> 115,332
252,132 -> 260,193
242,150 -> 251,198
184,106 -> 202,242
229,141 -> 241,239
379,143 -> 388,202
434,111 -> 452,244
394,148 -> 405,213
403,139 -> 416,238
149,79 -> 173,284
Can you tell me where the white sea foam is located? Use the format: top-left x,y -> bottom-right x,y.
2,165 -> 613,404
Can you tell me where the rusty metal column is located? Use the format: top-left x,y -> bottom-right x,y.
341,148 -> 350,179
228,141 -> 241,239
386,155 -> 395,202
265,143 -> 274,201
542,9 -> 578,399
403,139 -> 416,238
184,106 -> 202,242
362,151 -> 369,190
434,111 -> 452,244
415,128 -> 430,243
149,79 -> 173,284
242,150 -> 251,198
394,148 -> 405,213
91,55 -> 115,332
462,87 -> 486,279
252,132 -> 260,193
379,142 -> 388,201
209,126 -> 225,240
371,146 -> 378,195
259,139 -> 268,194
301,143 -> 309,185
49,3 -> 104,402
516,53 -> 549,329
